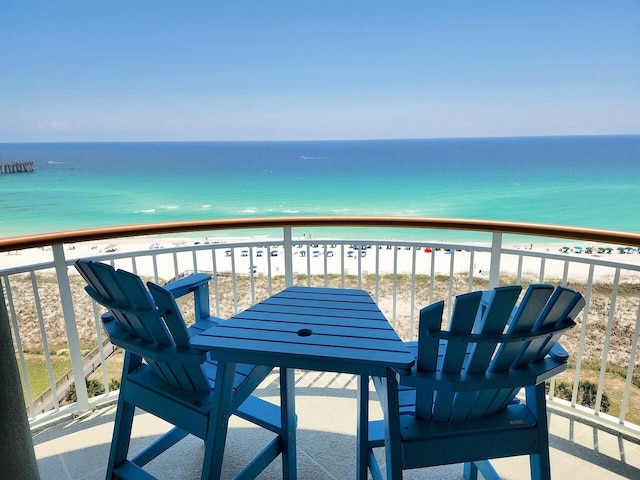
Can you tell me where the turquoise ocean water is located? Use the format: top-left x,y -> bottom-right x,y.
1,136 -> 638,244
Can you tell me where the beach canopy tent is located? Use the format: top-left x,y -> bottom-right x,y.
75,259 -> 287,479
366,284 -> 584,480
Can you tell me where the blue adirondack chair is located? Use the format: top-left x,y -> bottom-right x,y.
367,284 -> 584,480
75,259 -> 286,479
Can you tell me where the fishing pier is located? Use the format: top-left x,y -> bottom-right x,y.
0,161 -> 36,174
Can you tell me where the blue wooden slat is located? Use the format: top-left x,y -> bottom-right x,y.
199,325 -> 410,357
194,334 -> 414,373
415,301 -> 443,419
467,286 -> 521,373
148,282 -> 192,347
234,304 -> 388,323
514,288 -> 584,367
265,297 -> 381,311
219,318 -> 402,341
489,284 -> 554,373
433,292 -> 482,421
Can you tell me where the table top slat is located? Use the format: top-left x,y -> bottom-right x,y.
191,286 -> 415,375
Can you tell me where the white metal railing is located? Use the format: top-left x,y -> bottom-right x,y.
1,217 -> 639,438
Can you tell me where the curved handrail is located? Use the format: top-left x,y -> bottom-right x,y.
2,216 -> 640,251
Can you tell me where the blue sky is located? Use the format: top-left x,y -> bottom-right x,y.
1,1 -> 639,142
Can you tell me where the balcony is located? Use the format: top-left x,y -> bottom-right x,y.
2,216 -> 640,478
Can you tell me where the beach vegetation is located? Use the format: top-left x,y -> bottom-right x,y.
64,379 -> 105,403
552,380 -> 611,413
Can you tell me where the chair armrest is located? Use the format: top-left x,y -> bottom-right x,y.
161,273 -> 212,320
163,273 -> 211,298
549,342 -> 569,362
398,356 -> 568,392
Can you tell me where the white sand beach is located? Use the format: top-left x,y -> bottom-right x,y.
3,235 -> 640,283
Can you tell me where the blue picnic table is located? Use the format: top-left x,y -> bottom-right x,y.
191,286 -> 415,479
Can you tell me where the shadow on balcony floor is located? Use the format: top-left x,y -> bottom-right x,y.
32,371 -> 640,479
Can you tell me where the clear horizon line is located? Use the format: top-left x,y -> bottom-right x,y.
2,133 -> 639,145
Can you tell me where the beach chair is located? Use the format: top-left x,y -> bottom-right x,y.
366,284 -> 584,480
75,259 -> 286,480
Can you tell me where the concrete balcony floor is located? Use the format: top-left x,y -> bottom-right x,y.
32,371 -> 640,480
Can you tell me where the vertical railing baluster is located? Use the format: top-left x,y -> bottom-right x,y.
374,244 -> 380,303
467,251 -> 474,292
3,275 -> 35,417
340,244 -> 345,288
572,264 -> 594,407
562,260 -> 570,286
595,269 -> 620,415
538,257 -> 546,282
489,233 -> 502,288
211,248 -> 221,317
31,272 -> 59,411
92,301 -> 110,393
230,248 -> 238,314
172,252 -> 179,280
410,248 -> 417,339
392,246 -> 398,327
152,254 -> 159,283
192,249 -> 198,273
447,250 -> 455,321
249,248 -> 256,305
429,248 -> 436,305
52,243 -> 90,412
306,244 -> 311,287
323,243 -> 329,287
283,227 -> 293,287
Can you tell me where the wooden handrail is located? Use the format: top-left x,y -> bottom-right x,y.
2,216 -> 639,252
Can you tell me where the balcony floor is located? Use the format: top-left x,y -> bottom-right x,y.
32,371 -> 640,480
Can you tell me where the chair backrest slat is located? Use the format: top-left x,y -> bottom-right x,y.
514,287 -> 584,368
489,284 -> 554,372
148,282 -> 192,347
465,286 -> 521,374
430,292 -> 483,421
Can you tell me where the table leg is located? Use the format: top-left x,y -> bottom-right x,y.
356,374 -> 369,480
280,367 -> 297,479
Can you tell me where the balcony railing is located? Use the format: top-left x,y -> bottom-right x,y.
1,216 -> 639,441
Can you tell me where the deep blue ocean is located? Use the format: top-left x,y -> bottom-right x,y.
1,136 -> 638,243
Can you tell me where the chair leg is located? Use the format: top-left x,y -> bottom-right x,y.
463,461 -> 478,480
527,385 -> 552,480
380,369 -> 403,480
201,361 -> 237,480
106,397 -> 136,478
